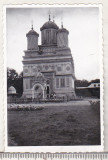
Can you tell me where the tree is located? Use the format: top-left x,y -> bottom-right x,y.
16,71 -> 23,97
7,68 -> 23,97
75,79 -> 89,87
89,79 -> 100,84
7,68 -> 18,81
75,79 -> 100,87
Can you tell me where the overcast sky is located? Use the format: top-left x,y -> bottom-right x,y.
6,7 -> 101,81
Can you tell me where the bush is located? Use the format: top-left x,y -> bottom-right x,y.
89,100 -> 100,115
7,104 -> 44,111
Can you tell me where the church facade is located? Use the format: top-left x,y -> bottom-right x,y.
22,16 -> 76,100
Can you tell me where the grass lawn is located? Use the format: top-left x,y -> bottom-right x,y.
8,101 -> 100,146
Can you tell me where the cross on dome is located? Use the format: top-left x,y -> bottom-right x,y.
31,24 -> 33,30
61,21 -> 63,28
31,20 -> 33,30
48,10 -> 51,21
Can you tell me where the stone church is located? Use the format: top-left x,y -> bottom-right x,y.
22,16 -> 75,100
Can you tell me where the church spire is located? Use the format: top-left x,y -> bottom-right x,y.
31,24 -> 33,30
31,20 -> 33,30
61,21 -> 63,28
49,10 -> 51,21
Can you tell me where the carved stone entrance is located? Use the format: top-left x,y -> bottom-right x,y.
32,83 -> 44,99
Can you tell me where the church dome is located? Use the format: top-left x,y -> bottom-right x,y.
57,27 -> 69,34
40,20 -> 59,31
8,86 -> 16,94
26,26 -> 39,37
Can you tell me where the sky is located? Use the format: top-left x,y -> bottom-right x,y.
6,7 -> 101,81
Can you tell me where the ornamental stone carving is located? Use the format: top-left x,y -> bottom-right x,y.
35,72 -> 46,82
24,68 -> 28,73
66,65 -> 71,71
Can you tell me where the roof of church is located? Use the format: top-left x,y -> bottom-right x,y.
26,25 -> 39,37
40,20 -> 59,31
57,23 -> 69,34
57,28 -> 69,34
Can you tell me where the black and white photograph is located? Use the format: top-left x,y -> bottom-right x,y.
6,5 -> 102,149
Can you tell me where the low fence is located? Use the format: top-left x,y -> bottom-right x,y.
7,97 -> 78,104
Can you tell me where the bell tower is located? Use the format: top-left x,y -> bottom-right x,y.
57,22 -> 69,48
26,25 -> 39,50
40,15 -> 59,46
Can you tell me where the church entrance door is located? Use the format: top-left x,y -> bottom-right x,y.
46,85 -> 50,98
32,83 -> 44,100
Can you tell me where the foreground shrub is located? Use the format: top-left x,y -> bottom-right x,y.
7,104 -> 44,111
89,100 -> 100,115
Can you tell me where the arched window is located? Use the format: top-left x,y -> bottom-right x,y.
66,77 -> 70,87
61,77 -> 65,88
26,81 -> 28,89
46,30 -> 51,44
56,78 -> 59,88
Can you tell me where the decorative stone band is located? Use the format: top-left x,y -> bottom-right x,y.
22,56 -> 73,64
